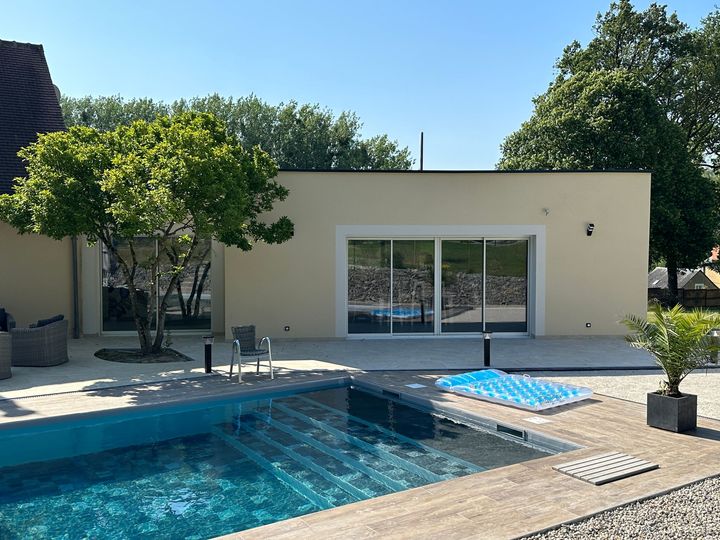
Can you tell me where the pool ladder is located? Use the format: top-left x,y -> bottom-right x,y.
229,336 -> 273,383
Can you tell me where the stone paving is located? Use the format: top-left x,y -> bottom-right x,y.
0,335 -> 655,400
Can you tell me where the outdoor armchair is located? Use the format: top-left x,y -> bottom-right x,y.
11,319 -> 69,367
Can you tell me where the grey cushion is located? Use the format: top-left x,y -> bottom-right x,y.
36,314 -> 64,328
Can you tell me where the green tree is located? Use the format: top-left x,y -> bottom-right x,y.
61,95 -> 169,131
556,0 -> 720,172
0,112 -> 293,354
62,93 -> 413,170
499,70 -> 719,297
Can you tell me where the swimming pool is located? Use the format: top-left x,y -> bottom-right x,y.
0,383 -> 562,539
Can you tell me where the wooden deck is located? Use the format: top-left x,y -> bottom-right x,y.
3,370 -> 720,539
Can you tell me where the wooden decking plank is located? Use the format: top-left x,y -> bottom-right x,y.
583,460 -> 654,481
587,463 -> 660,486
554,452 -> 658,485
555,453 -> 630,474
560,455 -> 631,474
551,452 -> 620,471
563,456 -> 639,475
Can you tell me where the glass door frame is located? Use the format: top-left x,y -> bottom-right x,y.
346,237 -> 436,336
437,237 -> 529,336
344,235 -> 532,338
98,237 -> 214,336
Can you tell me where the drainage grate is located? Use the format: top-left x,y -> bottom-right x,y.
496,424 -> 525,439
553,452 -> 658,485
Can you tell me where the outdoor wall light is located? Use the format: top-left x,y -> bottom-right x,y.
586,223 -> 595,236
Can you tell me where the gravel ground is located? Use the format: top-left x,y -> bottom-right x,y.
536,369 -> 720,419
523,476 -> 720,539
521,369 -> 720,539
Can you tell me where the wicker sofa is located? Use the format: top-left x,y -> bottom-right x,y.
0,332 -> 11,379
11,319 -> 69,367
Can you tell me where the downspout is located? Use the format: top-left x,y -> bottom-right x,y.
71,236 -> 80,339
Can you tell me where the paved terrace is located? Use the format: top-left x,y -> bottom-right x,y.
1,371 -> 719,539
0,335 -> 655,399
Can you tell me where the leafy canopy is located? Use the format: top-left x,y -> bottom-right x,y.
0,112 -> 293,250
499,69 -> 719,275
0,112 -> 294,353
623,304 -> 720,396
61,94 -> 413,171
556,0 -> 720,172
500,1 -> 720,294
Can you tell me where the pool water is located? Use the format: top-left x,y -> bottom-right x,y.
0,386 -> 554,539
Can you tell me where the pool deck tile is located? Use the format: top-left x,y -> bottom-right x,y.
2,370 -> 720,539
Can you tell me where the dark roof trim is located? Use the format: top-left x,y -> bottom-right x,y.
278,168 -> 651,174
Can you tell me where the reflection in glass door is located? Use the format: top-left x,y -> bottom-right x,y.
102,238 -> 156,332
347,240 -> 391,334
392,240 -> 434,333
102,237 -> 213,332
441,240 -> 484,332
347,237 -> 529,335
485,240 -> 528,332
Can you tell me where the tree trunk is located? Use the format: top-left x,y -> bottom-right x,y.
107,239 -> 153,354
193,262 -> 211,318
175,279 -> 188,318
152,236 -> 199,353
186,245 -> 211,317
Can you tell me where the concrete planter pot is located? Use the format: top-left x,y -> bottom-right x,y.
646,391 -> 697,433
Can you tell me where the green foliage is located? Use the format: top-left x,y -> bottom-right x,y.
555,0 -> 720,172
61,93 -> 413,170
498,0 -> 720,294
623,304 -> 720,396
0,112 -> 293,352
499,69 -> 720,283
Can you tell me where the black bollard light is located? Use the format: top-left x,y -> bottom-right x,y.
203,335 -> 214,373
483,331 -> 492,367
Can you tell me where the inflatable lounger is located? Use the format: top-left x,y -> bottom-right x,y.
435,369 -> 593,411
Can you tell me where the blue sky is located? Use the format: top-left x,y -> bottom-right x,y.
1,1 -> 716,169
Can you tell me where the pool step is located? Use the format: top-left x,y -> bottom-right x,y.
287,396 -> 484,475
236,420 -> 369,501
210,426 -> 334,511
247,411 -> 406,492
268,403 -> 449,484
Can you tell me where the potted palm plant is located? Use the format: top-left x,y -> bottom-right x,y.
623,304 -> 719,433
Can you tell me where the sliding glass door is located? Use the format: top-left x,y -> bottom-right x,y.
102,238 -> 156,332
347,240 -> 391,334
485,240 -> 528,332
102,237 -> 212,332
392,240 -> 434,333
441,240 -> 484,333
347,237 -> 529,336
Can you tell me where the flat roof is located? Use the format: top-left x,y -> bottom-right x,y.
279,168 -> 650,174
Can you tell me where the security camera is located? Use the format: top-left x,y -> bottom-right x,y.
586,223 -> 595,236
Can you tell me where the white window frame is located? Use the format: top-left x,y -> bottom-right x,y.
335,225 -> 546,338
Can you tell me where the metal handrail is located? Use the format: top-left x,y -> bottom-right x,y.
229,336 -> 273,382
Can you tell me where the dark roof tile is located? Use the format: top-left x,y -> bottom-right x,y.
0,39 -> 65,194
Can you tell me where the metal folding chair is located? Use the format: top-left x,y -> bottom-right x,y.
229,325 -> 273,382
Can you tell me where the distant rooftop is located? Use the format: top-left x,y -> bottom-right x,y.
0,39 -> 65,195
